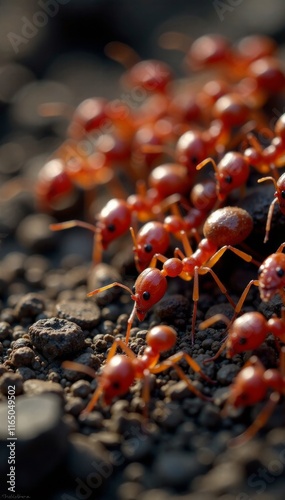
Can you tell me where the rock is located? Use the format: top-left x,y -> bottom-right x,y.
0,372 -> 23,395
10,346 -> 35,366
217,363 -> 240,385
28,317 -> 86,360
23,379 -> 64,398
153,451 -> 204,488
0,393 -> 68,492
14,292 -> 45,319
55,299 -> 101,329
0,322 -> 13,340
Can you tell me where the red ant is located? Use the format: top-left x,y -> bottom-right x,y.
256,172 -> 285,243
87,206 -> 253,344
231,242 -> 285,313
243,112 -> 285,176
50,162 -> 192,264
199,309 -> 285,361
62,324 -> 213,415
222,349 -> 285,446
196,151 -> 250,201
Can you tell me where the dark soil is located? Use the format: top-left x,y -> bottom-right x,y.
1,2 -> 285,500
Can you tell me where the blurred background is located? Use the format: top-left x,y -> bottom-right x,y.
0,0 -> 285,257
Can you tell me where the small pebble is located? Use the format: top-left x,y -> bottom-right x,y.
65,396 -> 86,416
155,294 -> 190,320
10,346 -> 35,367
23,379 -> 64,398
217,363 -> 240,385
0,372 -> 23,395
0,322 -> 13,341
28,317 -> 86,360
55,299 -> 101,329
71,379 -> 91,398
198,403 -> 221,429
14,292 -> 45,319
153,451 -> 203,488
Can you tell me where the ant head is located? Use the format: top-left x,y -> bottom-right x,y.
101,355 -> 135,404
215,152 -> 250,200
227,312 -> 267,357
258,252 -> 285,301
98,198 -> 131,248
36,159 -> 75,211
132,268 -> 167,321
132,222 -> 170,273
228,359 -> 267,407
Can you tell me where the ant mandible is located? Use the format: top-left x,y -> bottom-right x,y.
222,349 -> 285,446
88,206 -> 253,344
199,309 -> 285,362
62,324 -> 212,415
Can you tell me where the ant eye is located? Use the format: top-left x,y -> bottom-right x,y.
239,337 -> 247,345
144,243 -> 152,253
225,175 -> 232,183
281,191 -> 285,199
191,156 -> 198,164
142,291 -> 150,301
112,381 -> 120,389
107,224 -> 116,232
276,267 -> 284,277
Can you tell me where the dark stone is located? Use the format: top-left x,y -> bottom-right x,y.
28,317 -> 86,360
0,393 -> 68,492
14,292 -> 45,319
55,299 -> 101,329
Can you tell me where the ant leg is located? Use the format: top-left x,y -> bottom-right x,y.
196,157 -> 217,173
276,242 -> 285,253
87,282 -> 135,344
205,245 -> 252,269
50,220 -> 97,233
233,279 -> 259,316
198,266 -> 236,309
141,369 -> 151,419
62,361 -> 97,379
229,392 -> 280,447
82,386 -> 104,414
199,313 -> 231,363
258,190 -> 277,243
151,361 -> 212,401
105,338 -> 137,362
151,350 -> 214,384
61,361 -> 103,414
